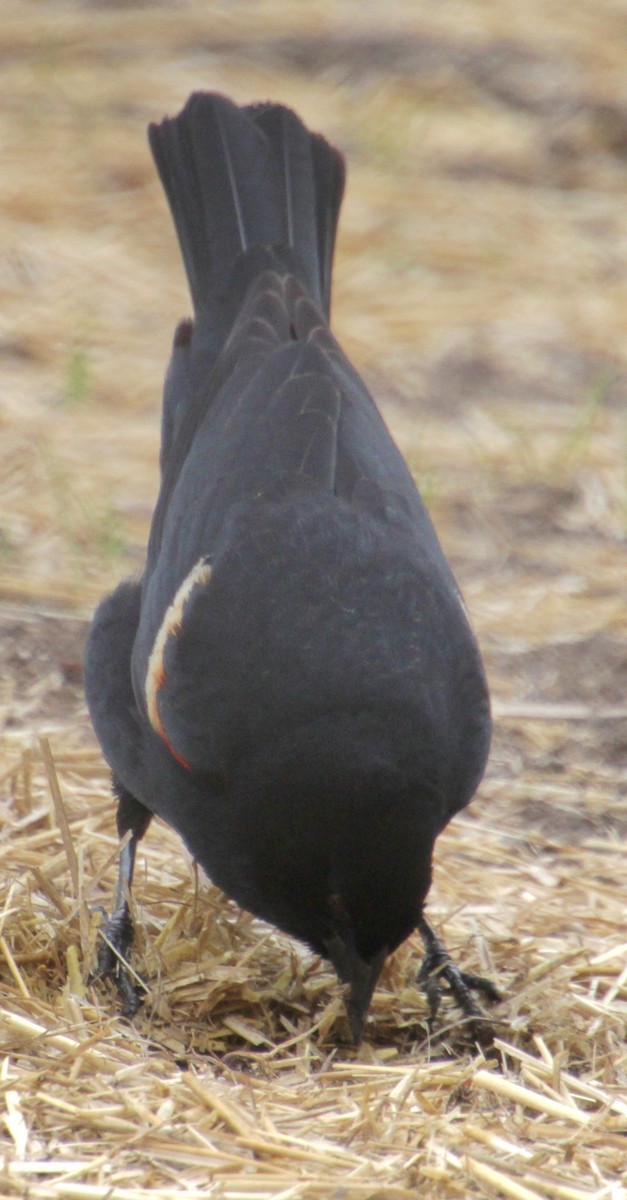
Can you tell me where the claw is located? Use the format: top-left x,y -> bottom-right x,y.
89,824 -> 147,1017
417,916 -> 501,1047
90,905 -> 145,1017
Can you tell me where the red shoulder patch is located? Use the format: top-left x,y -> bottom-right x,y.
145,558 -> 212,768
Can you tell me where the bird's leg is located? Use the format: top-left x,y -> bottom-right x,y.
91,782 -> 152,1017
417,915 -> 501,1046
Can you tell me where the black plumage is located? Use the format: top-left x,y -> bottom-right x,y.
84,92 -> 499,1043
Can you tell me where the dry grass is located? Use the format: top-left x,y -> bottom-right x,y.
1,737 -> 625,1197
1,1 -> 626,1197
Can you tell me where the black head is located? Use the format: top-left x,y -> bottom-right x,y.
205,712 -> 437,1041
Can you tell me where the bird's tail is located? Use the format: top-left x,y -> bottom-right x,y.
148,92 -> 345,324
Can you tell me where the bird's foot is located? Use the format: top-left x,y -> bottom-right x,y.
90,906 -> 145,1018
417,917 -> 501,1048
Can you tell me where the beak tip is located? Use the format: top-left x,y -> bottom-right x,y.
323,934 -> 388,1045
346,1001 -> 367,1047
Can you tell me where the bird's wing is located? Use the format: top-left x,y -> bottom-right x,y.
132,271 -> 460,774
147,269 -> 443,575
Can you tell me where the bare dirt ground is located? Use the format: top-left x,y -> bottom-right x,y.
0,2 -> 625,1198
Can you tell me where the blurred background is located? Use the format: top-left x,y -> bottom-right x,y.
1,0 -> 625,795
1,5 -> 626,1193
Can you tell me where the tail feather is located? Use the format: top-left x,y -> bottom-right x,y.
310,131 -> 346,316
148,92 -> 345,324
247,104 -> 346,316
247,103 -> 321,304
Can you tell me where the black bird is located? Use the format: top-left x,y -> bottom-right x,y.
84,92 -> 499,1044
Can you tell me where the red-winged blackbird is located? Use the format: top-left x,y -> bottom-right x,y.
85,93 -> 499,1044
